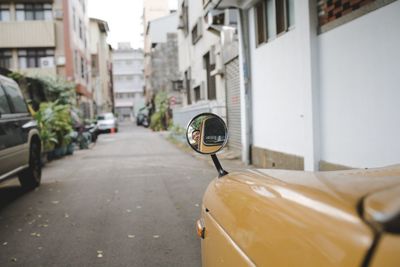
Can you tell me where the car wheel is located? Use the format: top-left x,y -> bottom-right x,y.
19,141 -> 42,190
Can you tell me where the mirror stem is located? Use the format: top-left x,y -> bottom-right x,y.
211,154 -> 228,178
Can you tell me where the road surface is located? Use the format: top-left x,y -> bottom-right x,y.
0,122 -> 218,267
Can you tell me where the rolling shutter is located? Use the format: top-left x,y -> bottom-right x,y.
225,57 -> 242,155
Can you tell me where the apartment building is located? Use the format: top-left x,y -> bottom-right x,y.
0,0 -> 93,118
89,18 -> 114,115
147,12 -> 181,106
174,0 -> 247,156
142,0 -> 170,101
112,43 -> 144,120
206,0 -> 400,170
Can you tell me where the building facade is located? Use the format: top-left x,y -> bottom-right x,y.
208,0 -> 400,170
174,0 -> 227,128
147,12 -> 181,106
112,43 -> 144,120
89,18 -> 113,115
142,0 -> 170,101
0,0 -> 93,118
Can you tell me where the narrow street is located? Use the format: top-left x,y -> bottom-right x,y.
0,122 -> 217,267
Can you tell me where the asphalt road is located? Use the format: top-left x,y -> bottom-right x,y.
0,122 -> 218,267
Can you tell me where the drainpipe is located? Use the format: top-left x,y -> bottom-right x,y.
237,9 -> 253,165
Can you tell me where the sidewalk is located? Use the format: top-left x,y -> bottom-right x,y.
160,131 -> 254,173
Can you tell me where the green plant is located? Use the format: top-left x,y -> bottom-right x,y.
34,101 -> 73,152
52,103 -> 73,147
8,72 -> 25,82
150,91 -> 171,131
34,103 -> 58,152
35,76 -> 76,106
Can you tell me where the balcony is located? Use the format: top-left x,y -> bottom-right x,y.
0,21 -> 55,48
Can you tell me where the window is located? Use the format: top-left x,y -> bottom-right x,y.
74,50 -> 79,76
0,4 -> 10,21
254,1 -> 266,45
0,87 -> 11,115
72,8 -> 76,31
191,18 -> 202,44
18,49 -> 54,68
276,0 -> 287,35
91,54 -> 99,75
184,70 -> 191,105
179,0 -> 189,36
0,50 -> 12,69
79,19 -> 83,40
3,82 -> 28,113
194,86 -> 201,102
16,3 -> 52,21
204,52 -> 216,100
192,24 -> 199,44
81,56 -> 85,79
254,0 -> 294,46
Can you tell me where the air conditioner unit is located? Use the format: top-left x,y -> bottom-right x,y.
207,9 -> 225,26
56,56 -> 66,66
40,57 -> 55,68
54,9 -> 63,20
206,8 -> 238,34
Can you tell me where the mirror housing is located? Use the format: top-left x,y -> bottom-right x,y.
186,113 -> 228,155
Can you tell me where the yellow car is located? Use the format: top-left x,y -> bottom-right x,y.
186,113 -> 400,267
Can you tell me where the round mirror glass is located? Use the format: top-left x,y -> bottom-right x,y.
186,113 -> 228,155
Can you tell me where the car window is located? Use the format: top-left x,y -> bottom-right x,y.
98,114 -> 114,120
3,82 -> 28,113
105,114 -> 114,120
0,86 -> 11,115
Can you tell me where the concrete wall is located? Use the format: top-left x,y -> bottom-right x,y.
248,1 -> 400,170
0,21 -> 55,48
248,7 -> 307,158
318,1 -> 400,168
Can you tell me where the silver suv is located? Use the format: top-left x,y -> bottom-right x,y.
0,75 -> 41,189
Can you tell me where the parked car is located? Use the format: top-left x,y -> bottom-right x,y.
0,74 -> 42,189
136,107 -> 149,128
97,113 -> 118,133
186,113 -> 400,267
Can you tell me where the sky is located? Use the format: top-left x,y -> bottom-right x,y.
88,0 -> 178,50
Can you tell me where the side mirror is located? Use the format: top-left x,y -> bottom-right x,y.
186,113 -> 228,177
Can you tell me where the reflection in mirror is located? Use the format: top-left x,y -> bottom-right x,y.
186,113 -> 228,155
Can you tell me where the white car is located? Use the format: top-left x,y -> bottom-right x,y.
97,113 -> 118,133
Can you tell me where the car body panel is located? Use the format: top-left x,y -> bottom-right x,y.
201,166 -> 400,266
97,113 -> 118,131
370,233 -> 400,267
0,75 -> 39,182
201,207 -> 256,267
0,143 -> 27,175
